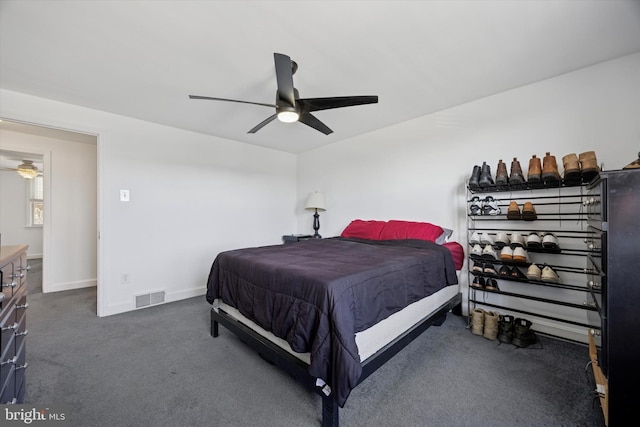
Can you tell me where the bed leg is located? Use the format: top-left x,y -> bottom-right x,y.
321,396 -> 339,427
211,313 -> 219,338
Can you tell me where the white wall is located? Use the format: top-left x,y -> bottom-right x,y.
0,89 -> 297,316
0,168 -> 44,257
297,53 -> 640,342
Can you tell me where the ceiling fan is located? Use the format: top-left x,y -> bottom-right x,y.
0,160 -> 41,179
189,53 -> 378,135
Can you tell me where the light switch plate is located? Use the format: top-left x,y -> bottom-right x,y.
120,189 -> 130,202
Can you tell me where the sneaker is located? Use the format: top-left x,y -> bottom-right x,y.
485,279 -> 500,292
542,233 -> 559,250
471,276 -> 486,290
507,201 -> 521,220
500,246 -> 513,262
482,196 -> 501,216
541,265 -> 561,283
512,247 -> 528,263
499,265 -> 511,278
510,232 -> 526,248
471,260 -> 484,273
471,244 -> 483,257
483,262 -> 497,276
480,232 -> 494,246
522,202 -> 537,221
469,231 -> 481,245
494,232 -> 510,248
526,232 -> 542,248
526,264 -> 541,280
481,245 -> 498,260
510,266 -> 528,280
469,196 -> 483,215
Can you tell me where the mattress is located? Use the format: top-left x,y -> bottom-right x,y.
216,284 -> 459,365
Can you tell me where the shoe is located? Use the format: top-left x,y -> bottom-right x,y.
499,265 -> 511,278
526,264 -> 542,280
509,157 -> 525,186
494,232 -> 510,248
471,260 -> 484,273
495,159 -> 508,186
510,266 -> 528,280
471,244 -> 483,257
483,311 -> 499,340
470,308 -> 485,336
527,154 -> 542,183
542,152 -> 561,184
500,246 -> 513,262
478,161 -> 494,187
482,196 -> 501,216
471,276 -> 486,290
562,153 -> 581,182
469,165 -> 481,190
522,202 -> 537,221
483,262 -> 497,276
469,196 -> 483,215
541,265 -> 561,283
512,318 -> 539,348
526,232 -> 542,248
480,233 -> 494,246
497,315 -> 515,344
485,279 -> 500,292
469,231 -> 481,245
481,245 -> 498,260
623,152 -> 640,169
579,151 -> 600,182
507,201 -> 521,220
510,232 -> 526,248
542,232 -> 559,250
512,247 -> 528,263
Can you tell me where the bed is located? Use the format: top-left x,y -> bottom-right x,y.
206,220 -> 464,426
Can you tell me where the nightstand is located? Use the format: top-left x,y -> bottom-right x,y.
282,234 -> 314,244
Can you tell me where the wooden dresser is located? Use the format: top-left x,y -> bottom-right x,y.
0,245 -> 29,404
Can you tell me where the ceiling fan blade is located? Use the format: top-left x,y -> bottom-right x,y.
273,53 -> 296,106
248,114 -> 278,134
299,96 -> 378,112
189,95 -> 276,108
298,112 -> 333,135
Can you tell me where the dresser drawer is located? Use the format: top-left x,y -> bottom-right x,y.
0,262 -> 17,301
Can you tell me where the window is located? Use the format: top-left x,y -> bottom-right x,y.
28,175 -> 44,226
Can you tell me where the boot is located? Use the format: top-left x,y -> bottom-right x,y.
512,318 -> 539,348
541,152 -> 560,184
624,152 -> 640,169
478,162 -> 494,188
469,165 -> 481,190
495,159 -> 508,187
507,201 -> 521,220
562,153 -> 580,182
470,308 -> 485,336
497,314 -> 515,344
579,151 -> 600,182
509,157 -> 525,186
527,155 -> 542,185
483,311 -> 499,340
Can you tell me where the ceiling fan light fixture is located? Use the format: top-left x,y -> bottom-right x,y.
17,160 -> 39,179
277,110 -> 299,123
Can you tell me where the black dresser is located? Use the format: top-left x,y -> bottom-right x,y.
0,245 -> 29,404
586,169 -> 640,426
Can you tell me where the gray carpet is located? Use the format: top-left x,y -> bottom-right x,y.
24,259 -> 603,426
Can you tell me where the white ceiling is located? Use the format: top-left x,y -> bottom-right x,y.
1,0 -> 640,154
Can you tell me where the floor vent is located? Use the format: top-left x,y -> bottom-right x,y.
135,291 -> 165,308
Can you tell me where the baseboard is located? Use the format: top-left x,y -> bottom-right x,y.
99,286 -> 206,317
46,278 -> 97,293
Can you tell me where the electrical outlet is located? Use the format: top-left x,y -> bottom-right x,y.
121,273 -> 130,284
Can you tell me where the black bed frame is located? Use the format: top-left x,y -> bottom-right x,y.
210,292 -> 462,427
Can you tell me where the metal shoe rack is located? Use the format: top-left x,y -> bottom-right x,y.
465,180 -> 601,341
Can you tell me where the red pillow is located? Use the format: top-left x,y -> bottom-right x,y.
443,241 -> 464,270
340,220 -> 387,240
378,220 -> 444,242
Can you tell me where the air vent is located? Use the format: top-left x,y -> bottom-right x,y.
135,291 -> 165,309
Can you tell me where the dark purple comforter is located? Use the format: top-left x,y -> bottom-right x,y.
206,237 -> 458,407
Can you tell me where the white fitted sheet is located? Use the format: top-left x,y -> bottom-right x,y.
216,284 -> 459,365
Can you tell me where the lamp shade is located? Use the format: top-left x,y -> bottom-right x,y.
305,191 -> 326,211
17,160 -> 39,179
